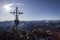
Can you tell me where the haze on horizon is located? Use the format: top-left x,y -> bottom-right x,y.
0,0 -> 60,21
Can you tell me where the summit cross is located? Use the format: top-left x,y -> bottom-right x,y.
10,7 -> 23,20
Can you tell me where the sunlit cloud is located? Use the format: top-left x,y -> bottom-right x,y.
2,3 -> 24,12
12,3 -> 25,6
3,4 -> 13,11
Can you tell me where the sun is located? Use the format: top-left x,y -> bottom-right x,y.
3,4 -> 13,11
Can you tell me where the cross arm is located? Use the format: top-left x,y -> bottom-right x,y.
19,12 -> 23,14
10,11 -> 16,15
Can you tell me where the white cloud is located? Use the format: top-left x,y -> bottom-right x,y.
3,4 -> 13,11
2,3 -> 24,12
12,3 -> 25,6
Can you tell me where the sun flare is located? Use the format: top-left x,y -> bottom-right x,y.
3,4 -> 13,11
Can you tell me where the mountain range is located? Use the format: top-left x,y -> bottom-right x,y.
0,20 -> 60,32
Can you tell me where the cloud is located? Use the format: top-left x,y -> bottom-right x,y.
3,3 -> 25,8
7,3 -> 25,7
3,4 -> 13,11
2,3 -> 24,12
12,3 -> 25,6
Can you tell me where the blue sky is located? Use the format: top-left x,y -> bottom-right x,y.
0,0 -> 60,21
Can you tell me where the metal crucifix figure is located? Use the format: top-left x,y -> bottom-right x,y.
10,7 -> 23,31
